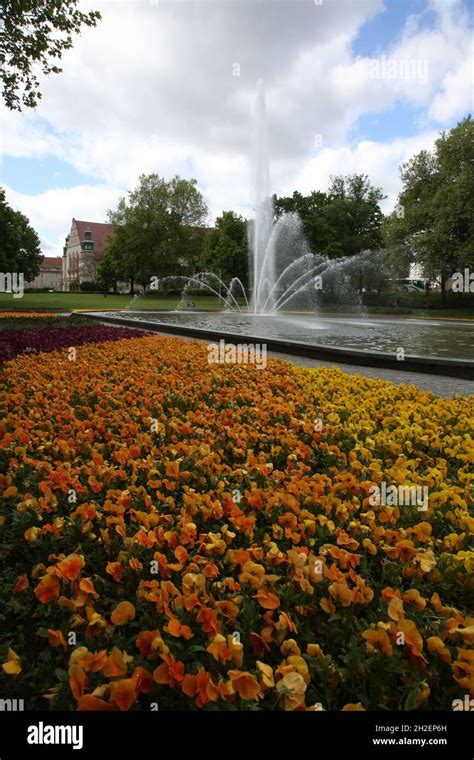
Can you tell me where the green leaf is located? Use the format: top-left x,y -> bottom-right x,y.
404,688 -> 419,711
55,668 -> 68,683
183,645 -> 207,656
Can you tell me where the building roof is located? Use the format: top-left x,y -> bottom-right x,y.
73,220 -> 115,257
41,257 -> 62,269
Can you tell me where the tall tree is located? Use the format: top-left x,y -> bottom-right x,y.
273,174 -> 385,260
273,190 -> 336,256
100,174 -> 208,294
0,0 -> 101,111
96,233 -> 121,293
200,211 -> 248,288
0,188 -> 42,279
386,115 -> 474,302
325,174 -> 386,257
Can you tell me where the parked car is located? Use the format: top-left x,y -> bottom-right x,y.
393,277 -> 429,293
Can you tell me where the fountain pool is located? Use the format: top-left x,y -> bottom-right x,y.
86,309 -> 474,364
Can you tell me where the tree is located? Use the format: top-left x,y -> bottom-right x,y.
200,211 -> 248,288
325,174 -> 386,257
273,174 -> 385,260
0,0 -> 101,111
96,235 -> 120,293
0,188 -> 42,279
100,174 -> 208,294
273,190 -> 336,256
386,116 -> 474,302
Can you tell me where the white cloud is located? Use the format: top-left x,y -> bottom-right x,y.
293,130 -> 440,213
429,57 -> 473,123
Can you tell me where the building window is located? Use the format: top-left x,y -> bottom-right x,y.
84,230 -> 92,240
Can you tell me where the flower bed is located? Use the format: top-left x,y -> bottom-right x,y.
0,334 -> 472,711
0,311 -> 60,319
0,323 -> 151,362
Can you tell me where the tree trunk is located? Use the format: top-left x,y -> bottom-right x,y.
130,277 -> 134,296
440,275 -> 447,308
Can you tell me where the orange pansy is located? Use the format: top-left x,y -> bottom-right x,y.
103,647 -> 129,678
427,636 -> 451,663
2,648 -> 21,675
77,695 -> 117,711
153,655 -> 185,688
56,554 -> 85,581
69,664 -> 88,700
165,617 -> 194,639
276,671 -> 306,711
388,597 -> 405,622
106,562 -> 123,582
362,629 -> 393,656
48,629 -> 67,650
396,619 -> 424,656
13,574 -> 29,593
78,578 -> 98,597
111,601 -> 135,625
253,590 -> 280,610
228,670 -> 262,700
109,677 -> 138,711
34,574 -> 60,604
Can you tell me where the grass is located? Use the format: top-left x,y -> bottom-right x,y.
413,309 -> 474,319
0,292 -> 224,311
0,292 -> 473,318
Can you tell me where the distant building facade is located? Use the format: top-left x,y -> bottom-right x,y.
26,256 -> 63,290
62,219 -> 114,291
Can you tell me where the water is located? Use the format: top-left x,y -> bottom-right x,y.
90,310 -> 474,361
251,79 -> 278,313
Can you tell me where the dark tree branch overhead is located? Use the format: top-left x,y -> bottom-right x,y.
0,0 -> 101,111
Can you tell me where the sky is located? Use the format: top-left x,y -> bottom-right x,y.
0,0 -> 472,258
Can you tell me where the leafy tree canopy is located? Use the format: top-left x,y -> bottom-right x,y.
98,174 -> 208,293
0,0 -> 101,111
385,115 -> 474,292
0,187 -> 42,280
273,174 -> 385,259
200,210 -> 248,289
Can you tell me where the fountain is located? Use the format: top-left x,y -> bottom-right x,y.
153,80 -> 373,315
85,81 -> 474,374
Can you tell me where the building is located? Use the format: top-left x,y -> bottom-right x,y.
25,256 -> 63,290
62,219 -> 114,291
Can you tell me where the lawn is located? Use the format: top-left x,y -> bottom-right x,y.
1,293 -> 472,318
0,293 -> 224,312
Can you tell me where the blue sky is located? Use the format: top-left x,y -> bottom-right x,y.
0,155 -> 100,195
0,0 -> 472,256
350,0 -> 440,144
353,0 -> 437,58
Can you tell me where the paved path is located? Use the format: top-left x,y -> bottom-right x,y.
109,323 -> 473,398
270,350 -> 473,397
